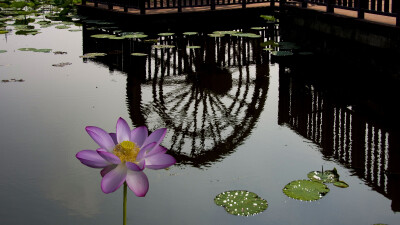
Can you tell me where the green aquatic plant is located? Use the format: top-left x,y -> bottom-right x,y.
0,30 -> 9,34
18,48 -> 51,53
79,52 -> 107,58
90,34 -> 115,39
183,32 -> 198,35
214,190 -> 268,216
0,50 -> 7,53
307,167 -> 339,183
122,34 -> 148,39
283,180 -> 330,201
251,27 -> 265,30
260,15 -> 276,23
131,53 -> 147,56
158,32 -> 174,36
333,181 -> 349,188
52,62 -> 72,67
186,46 -> 201,49
260,40 -> 279,48
55,25 -> 70,29
208,33 -> 224,38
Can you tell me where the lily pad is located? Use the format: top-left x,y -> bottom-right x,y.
307,168 -> 339,183
0,30 -> 10,34
208,33 -> 225,38
18,48 -> 37,51
260,40 -> 279,47
232,33 -> 261,38
153,45 -> 175,49
123,34 -> 148,39
15,29 -> 40,35
183,32 -> 198,35
214,190 -> 268,216
0,50 -> 6,53
33,48 -> 52,53
333,181 -> 349,188
144,39 -> 158,43
263,48 -> 273,51
55,25 -> 70,29
90,34 -> 115,39
251,27 -> 265,30
68,29 -> 81,32
283,180 -> 330,201
80,53 -> 107,58
54,51 -> 67,55
260,15 -> 276,22
186,46 -> 201,49
271,51 -> 293,56
131,53 -> 147,56
213,31 -> 238,35
158,32 -> 174,36
52,62 -> 72,67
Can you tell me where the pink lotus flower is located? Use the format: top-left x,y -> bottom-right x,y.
76,117 -> 176,196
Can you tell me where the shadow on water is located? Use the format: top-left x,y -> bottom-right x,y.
80,16 -> 400,212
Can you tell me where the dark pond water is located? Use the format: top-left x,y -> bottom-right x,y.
1,9 -> 399,225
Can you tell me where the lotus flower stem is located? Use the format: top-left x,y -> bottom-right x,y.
123,182 -> 127,225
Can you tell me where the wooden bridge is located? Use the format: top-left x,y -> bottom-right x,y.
80,0 -> 400,26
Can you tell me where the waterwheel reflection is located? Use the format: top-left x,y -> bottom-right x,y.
82,24 -> 276,167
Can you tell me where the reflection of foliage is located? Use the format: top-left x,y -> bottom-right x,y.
214,190 -> 268,216
283,180 -> 330,201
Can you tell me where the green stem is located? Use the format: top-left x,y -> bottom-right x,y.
123,182 -> 127,225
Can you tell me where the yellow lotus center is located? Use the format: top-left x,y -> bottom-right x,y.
113,141 -> 140,163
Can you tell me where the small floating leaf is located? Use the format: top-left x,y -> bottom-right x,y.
54,51 -> 67,55
158,32 -> 174,36
260,40 -> 279,47
251,27 -> 265,30
307,168 -> 339,183
91,34 -> 115,39
0,50 -> 7,53
183,32 -> 198,35
18,48 -> 37,51
144,39 -> 158,43
283,180 -> 330,201
33,48 -> 52,53
263,48 -> 273,51
214,190 -> 268,216
80,53 -> 107,58
123,34 -> 148,39
333,181 -> 349,188
55,25 -> 70,29
0,30 -> 9,34
153,45 -> 175,49
131,53 -> 147,56
52,62 -> 72,67
271,51 -> 293,56
186,46 -> 201,49
213,31 -> 238,35
208,33 -> 224,38
68,29 -> 81,32
2,78 -> 24,83
260,15 -> 276,22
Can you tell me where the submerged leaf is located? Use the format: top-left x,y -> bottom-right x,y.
214,190 -> 268,216
283,180 -> 330,201
333,181 -> 349,188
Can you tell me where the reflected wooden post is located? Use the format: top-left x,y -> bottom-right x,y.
351,111 -> 366,175
393,0 -> 400,26
211,0 -> 216,10
357,0 -> 367,19
140,0 -> 146,14
387,130 -> 400,211
242,0 -> 247,9
302,0 -> 307,8
178,0 -> 182,12
326,0 -> 334,13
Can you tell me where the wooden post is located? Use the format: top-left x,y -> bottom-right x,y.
178,0 -> 182,12
140,0 -> 146,14
242,0 -> 246,9
211,0 -> 215,10
357,0 -> 366,19
326,0 -> 334,13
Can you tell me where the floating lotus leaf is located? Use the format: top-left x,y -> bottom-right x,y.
0,30 -> 9,34
251,27 -> 265,30
260,40 -> 279,47
263,48 -> 273,51
54,51 -> 67,55
213,30 -> 238,35
231,33 -> 261,38
307,168 -> 339,183
208,33 -> 224,38
158,32 -> 174,36
283,180 -> 330,201
271,51 -> 293,56
153,45 -> 175,49
62,21 -> 75,25
18,48 -> 37,51
68,29 -> 81,32
91,34 -> 115,39
186,46 -> 201,49
36,20 -> 51,25
52,62 -> 72,67
144,39 -> 158,43
123,34 -> 148,39
80,53 -> 107,58
32,48 -> 52,53
131,53 -> 147,56
55,25 -> 70,29
260,15 -> 276,22
15,29 -> 40,35
108,36 -> 125,40
0,50 -> 7,53
333,181 -> 349,188
2,78 -> 24,83
214,190 -> 268,216
183,32 -> 198,35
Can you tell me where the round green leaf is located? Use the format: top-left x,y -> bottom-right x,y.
33,48 -> 52,53
158,32 -> 174,36
183,32 -> 198,35
153,45 -> 175,49
186,46 -> 201,49
214,190 -> 268,216
208,33 -> 224,38
333,181 -> 349,188
0,50 -> 7,53
251,27 -> 265,30
131,53 -> 147,56
79,53 -> 107,58
307,168 -> 339,183
283,180 -> 330,201
0,30 -> 9,34
91,34 -> 115,39
55,25 -> 70,29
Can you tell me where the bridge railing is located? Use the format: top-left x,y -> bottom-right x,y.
294,0 -> 400,26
